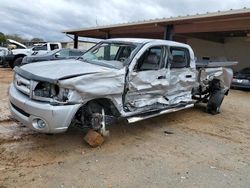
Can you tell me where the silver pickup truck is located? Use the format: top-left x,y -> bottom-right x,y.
9,38 -> 236,135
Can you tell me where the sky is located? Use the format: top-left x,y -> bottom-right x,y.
0,0 -> 250,41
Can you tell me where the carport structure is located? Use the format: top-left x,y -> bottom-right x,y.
63,8 -> 250,70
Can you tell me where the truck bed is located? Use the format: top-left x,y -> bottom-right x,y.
196,61 -> 238,68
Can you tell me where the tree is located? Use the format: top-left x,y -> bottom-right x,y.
31,38 -> 44,42
0,32 -> 6,42
5,34 -> 27,43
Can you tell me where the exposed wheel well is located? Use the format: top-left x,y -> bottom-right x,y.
73,98 -> 121,128
85,98 -> 121,117
14,54 -> 26,61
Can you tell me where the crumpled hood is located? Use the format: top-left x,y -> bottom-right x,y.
23,55 -> 49,64
17,59 -> 113,81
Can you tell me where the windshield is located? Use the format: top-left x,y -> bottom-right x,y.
80,42 -> 138,69
240,68 -> 250,74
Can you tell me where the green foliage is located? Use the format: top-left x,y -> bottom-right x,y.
0,32 -> 45,45
30,38 -> 44,42
0,32 -> 6,42
5,34 -> 27,43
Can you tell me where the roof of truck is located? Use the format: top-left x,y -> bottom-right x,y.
106,38 -> 190,48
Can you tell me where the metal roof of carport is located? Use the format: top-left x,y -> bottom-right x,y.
63,8 -> 250,39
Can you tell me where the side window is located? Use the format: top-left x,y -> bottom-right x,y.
169,47 -> 190,68
50,44 -> 59,50
135,46 -> 165,71
33,44 -> 47,51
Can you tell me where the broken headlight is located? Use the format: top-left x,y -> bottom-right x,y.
55,88 -> 70,102
34,82 -> 59,98
33,82 -> 83,105
33,82 -> 70,103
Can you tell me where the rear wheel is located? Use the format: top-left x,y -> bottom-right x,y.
207,90 -> 225,115
8,61 -> 14,69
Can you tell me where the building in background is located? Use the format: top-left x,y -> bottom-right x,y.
61,37 -> 101,51
63,8 -> 250,71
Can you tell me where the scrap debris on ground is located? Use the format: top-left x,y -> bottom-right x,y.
0,68 -> 250,187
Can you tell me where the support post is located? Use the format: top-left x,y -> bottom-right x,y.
74,35 -> 78,49
164,25 -> 174,40
105,32 -> 110,39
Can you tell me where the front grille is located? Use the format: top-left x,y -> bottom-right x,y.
14,74 -> 31,96
14,74 -> 53,102
11,102 -> 30,117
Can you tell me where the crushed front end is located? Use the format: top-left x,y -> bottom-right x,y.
9,69 -> 82,133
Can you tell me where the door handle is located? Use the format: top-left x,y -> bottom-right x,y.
158,76 -> 166,79
185,75 -> 192,78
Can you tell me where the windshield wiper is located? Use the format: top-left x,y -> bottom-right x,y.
77,57 -> 92,64
77,57 -> 118,69
77,56 -> 84,61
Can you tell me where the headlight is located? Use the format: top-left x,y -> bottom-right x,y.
34,82 -> 59,98
54,88 -> 70,102
32,81 -> 83,105
33,82 -> 73,104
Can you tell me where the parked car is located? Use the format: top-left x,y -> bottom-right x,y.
9,38 -> 237,136
231,68 -> 250,89
0,47 -> 8,64
5,39 -> 62,68
21,48 -> 85,65
0,47 -> 12,67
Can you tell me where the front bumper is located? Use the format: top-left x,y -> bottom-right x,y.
9,83 -> 82,133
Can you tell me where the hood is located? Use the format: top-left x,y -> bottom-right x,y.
24,54 -> 51,63
7,39 -> 27,49
16,59 -> 114,82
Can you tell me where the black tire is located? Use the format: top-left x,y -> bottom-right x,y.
207,90 -> 225,115
13,57 -> 24,68
8,61 -> 14,69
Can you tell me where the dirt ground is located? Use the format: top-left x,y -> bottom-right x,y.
0,68 -> 250,188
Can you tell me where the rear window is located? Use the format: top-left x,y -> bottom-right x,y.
33,45 -> 47,51
50,44 -> 59,50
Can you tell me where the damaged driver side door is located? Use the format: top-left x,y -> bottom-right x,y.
124,45 -> 170,112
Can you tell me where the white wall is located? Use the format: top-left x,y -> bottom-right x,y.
187,37 -> 250,71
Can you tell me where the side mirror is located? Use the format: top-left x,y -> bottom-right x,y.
55,52 -> 60,58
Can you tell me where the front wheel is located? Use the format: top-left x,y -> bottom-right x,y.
207,90 -> 225,115
13,57 -> 24,68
